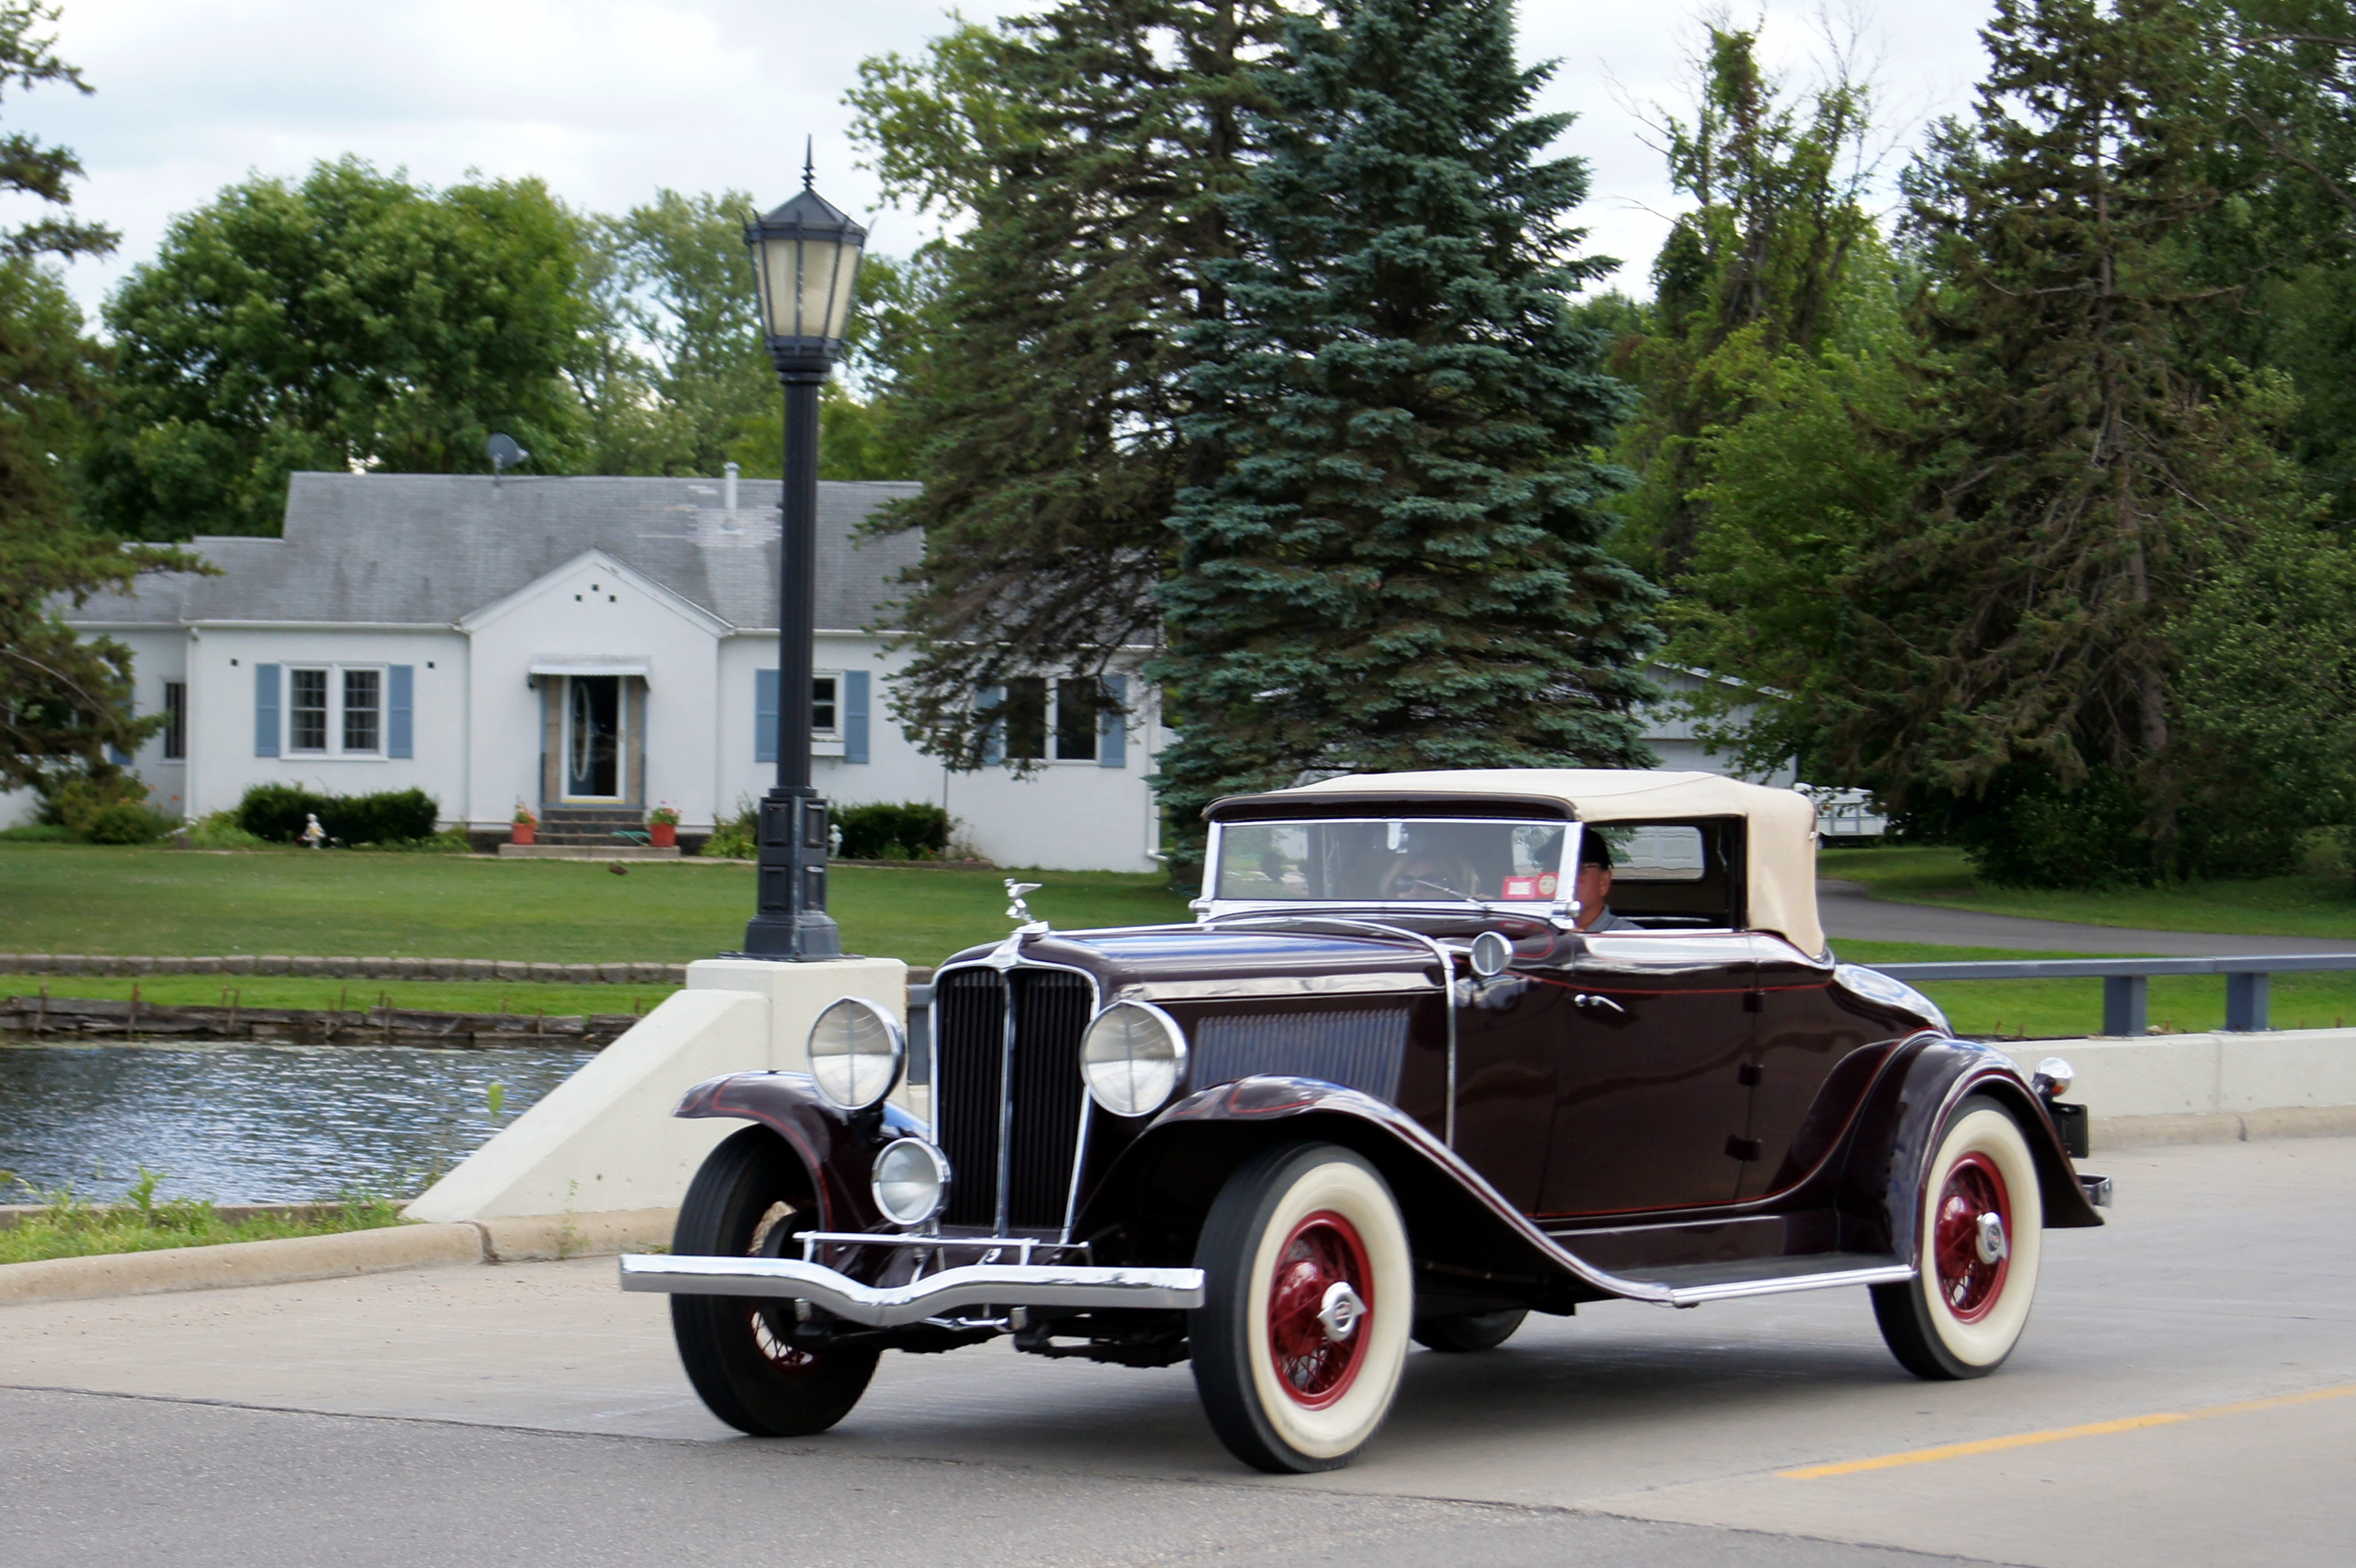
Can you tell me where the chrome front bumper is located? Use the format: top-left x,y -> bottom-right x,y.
616,1253 -> 1206,1327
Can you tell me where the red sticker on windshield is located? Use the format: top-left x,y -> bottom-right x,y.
1503,876 -> 1540,899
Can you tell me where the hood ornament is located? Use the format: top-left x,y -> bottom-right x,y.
986,880 -> 1050,971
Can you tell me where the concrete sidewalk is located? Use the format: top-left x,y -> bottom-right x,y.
1817,878 -> 2356,955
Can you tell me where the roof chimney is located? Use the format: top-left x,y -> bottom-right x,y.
723,461 -> 740,531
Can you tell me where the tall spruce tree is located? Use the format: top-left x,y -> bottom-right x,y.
1833,0 -> 2284,874
1152,0 -> 1660,844
847,1 -> 1291,769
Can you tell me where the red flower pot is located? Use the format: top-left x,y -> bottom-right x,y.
650,821 -> 677,848
511,822 -> 536,846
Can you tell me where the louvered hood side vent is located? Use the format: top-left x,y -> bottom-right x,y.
1190,1009 -> 1411,1103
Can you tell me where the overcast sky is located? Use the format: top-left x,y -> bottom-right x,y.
4,0 -> 2000,324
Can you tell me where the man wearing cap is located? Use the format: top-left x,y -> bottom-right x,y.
1575,833 -> 1642,932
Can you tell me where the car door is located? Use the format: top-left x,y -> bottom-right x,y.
1450,970 -> 1569,1214
1536,933 -> 1757,1216
1733,936 -> 1911,1200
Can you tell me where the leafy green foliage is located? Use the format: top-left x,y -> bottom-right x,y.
847,1 -> 1295,769
234,784 -> 440,846
1152,0 -> 1660,849
834,801 -> 952,860
83,158 -> 590,539
0,1177 -> 406,1267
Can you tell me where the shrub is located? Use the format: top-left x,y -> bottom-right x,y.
185,810 -> 265,849
84,802 -> 177,844
701,801 -> 757,860
235,785 -> 440,846
0,823 -> 81,843
35,767 -> 150,833
836,801 -> 952,861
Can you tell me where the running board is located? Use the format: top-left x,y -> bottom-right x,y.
1566,1251 -> 1915,1308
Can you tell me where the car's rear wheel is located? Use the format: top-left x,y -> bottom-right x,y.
669,1126 -> 879,1436
1190,1142 -> 1414,1474
1872,1096 -> 2044,1380
1413,1309 -> 1528,1353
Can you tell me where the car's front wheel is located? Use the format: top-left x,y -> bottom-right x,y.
1872,1096 -> 2044,1380
669,1126 -> 879,1436
1190,1142 -> 1414,1473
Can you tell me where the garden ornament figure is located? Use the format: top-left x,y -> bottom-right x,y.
301,814 -> 326,849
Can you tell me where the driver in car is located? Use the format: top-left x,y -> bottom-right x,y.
1576,833 -> 1640,932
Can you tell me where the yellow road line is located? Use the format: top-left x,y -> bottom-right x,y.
1780,1382 -> 2356,1479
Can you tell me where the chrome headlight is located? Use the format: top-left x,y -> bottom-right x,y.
1080,1001 -> 1188,1118
807,996 -> 905,1111
871,1137 -> 949,1226
1833,963 -> 1951,1038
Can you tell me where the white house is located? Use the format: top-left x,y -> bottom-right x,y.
60,471 -> 1166,871
36,470 -> 1790,870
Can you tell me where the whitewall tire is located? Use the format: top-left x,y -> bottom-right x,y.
1190,1142 -> 1414,1473
1873,1098 -> 2044,1379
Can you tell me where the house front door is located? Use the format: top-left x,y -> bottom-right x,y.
564,676 -> 623,799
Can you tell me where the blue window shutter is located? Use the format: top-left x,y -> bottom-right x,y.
1098,674 -> 1128,768
754,668 -> 779,764
254,663 -> 281,757
843,669 -> 871,764
387,665 -> 413,759
979,685 -> 1006,766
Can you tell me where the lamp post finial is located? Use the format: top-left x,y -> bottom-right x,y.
803,135 -> 815,189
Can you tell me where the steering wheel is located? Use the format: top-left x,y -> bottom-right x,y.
1389,873 -> 1474,901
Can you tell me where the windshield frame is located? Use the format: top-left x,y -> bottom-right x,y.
1198,815 -> 1584,922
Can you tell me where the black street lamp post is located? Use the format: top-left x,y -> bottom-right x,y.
739,156 -> 865,959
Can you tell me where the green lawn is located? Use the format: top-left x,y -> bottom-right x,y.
1822,844 -> 2356,939
0,844 -> 1193,969
4,974 -> 679,1017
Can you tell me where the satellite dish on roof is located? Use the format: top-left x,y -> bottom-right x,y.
486,433 -> 528,479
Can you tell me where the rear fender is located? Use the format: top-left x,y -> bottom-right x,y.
1076,1076 -> 1620,1309
1836,1037 -> 2105,1261
674,1071 -> 924,1234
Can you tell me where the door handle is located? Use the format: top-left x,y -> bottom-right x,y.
1574,993 -> 1626,1015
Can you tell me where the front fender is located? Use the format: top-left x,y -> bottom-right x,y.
1075,1076 -> 1626,1309
674,1071 -> 924,1234
1836,1038 -> 2105,1262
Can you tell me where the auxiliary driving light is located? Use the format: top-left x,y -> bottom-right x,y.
807,995 -> 905,1111
871,1137 -> 950,1226
1081,1001 -> 1189,1118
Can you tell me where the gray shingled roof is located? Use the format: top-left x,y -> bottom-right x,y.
69,472 -> 924,633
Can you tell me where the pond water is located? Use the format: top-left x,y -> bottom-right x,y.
0,1040 -> 597,1205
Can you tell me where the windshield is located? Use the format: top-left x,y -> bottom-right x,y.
1212,818 -> 1573,904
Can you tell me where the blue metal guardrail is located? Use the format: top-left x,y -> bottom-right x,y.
1870,954 -> 2356,1035
910,957 -> 2355,1060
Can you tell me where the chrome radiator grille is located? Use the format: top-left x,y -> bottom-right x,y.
933,966 -> 1094,1232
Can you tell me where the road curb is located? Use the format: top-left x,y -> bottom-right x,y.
2094,1104 -> 2356,1149
0,1207 -> 679,1306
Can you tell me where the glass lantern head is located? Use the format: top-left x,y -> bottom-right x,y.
745,175 -> 866,361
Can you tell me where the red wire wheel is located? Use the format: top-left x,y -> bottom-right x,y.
1265,1210 -> 1374,1410
1930,1150 -> 2012,1324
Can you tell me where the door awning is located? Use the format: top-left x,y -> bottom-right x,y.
529,655 -> 651,679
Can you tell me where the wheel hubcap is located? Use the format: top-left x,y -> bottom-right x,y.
1932,1152 -> 2012,1323
1267,1210 -> 1374,1409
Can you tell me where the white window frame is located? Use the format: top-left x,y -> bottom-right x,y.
284,663 -> 387,759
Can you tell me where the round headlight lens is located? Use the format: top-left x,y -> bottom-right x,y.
1081,1001 -> 1187,1118
807,996 -> 905,1111
871,1137 -> 950,1226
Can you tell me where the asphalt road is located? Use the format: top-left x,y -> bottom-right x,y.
1816,879 -> 2356,955
4,1136 -> 2352,1567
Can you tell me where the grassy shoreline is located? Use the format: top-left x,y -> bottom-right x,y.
0,1189 -> 408,1266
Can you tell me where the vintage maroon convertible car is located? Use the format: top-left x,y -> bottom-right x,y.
621,769 -> 2109,1472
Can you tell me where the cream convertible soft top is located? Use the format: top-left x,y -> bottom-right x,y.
1280,769 -> 1825,956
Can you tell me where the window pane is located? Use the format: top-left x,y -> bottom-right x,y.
163,682 -> 186,761
343,668 -> 380,752
812,676 -> 838,735
1004,677 -> 1047,761
1214,819 -> 1569,902
1054,677 -> 1099,761
290,668 -> 328,751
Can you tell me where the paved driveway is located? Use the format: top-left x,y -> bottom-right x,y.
4,1137 -> 2352,1567
1818,878 -> 2356,955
